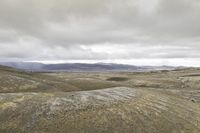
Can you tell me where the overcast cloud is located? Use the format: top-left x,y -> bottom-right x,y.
0,0 -> 200,66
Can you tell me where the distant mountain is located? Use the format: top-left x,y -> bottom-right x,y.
0,62 -> 178,72
0,62 -> 44,71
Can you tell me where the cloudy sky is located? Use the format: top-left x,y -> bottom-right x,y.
0,0 -> 200,66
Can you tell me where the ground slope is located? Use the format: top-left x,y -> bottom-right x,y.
0,65 -> 118,93
1,87 -> 200,133
1,65 -> 200,133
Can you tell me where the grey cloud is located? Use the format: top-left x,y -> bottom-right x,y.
0,0 -> 200,63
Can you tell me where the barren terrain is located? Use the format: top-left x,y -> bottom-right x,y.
1,65 -> 200,132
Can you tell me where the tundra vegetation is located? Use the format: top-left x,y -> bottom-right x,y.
1,65 -> 200,132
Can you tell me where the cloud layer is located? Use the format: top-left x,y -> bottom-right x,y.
0,0 -> 200,65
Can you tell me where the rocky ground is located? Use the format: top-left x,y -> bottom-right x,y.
1,65 -> 200,133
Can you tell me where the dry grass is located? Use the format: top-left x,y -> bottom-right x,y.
1,65 -> 200,132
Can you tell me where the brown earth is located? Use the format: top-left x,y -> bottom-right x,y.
1,65 -> 200,133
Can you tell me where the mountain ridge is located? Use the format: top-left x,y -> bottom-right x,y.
0,62 -> 179,72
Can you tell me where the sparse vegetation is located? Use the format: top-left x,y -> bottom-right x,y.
1,65 -> 200,132
107,77 -> 129,81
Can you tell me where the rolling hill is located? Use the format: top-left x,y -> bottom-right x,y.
0,62 -> 177,72
1,65 -> 200,132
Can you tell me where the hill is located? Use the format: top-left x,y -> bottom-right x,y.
1,65 -> 200,132
0,62 -> 177,72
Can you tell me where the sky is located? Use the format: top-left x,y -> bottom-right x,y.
0,0 -> 200,66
